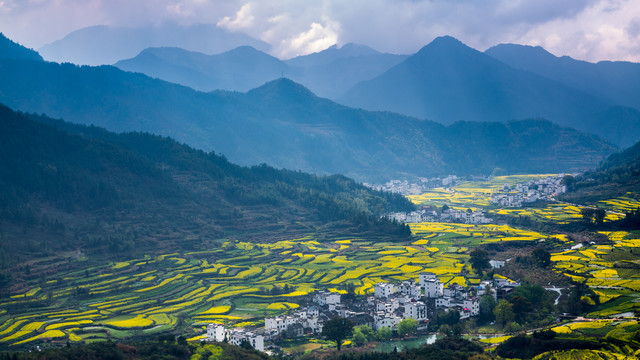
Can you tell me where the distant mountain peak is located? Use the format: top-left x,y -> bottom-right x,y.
247,78 -> 317,100
285,42 -> 381,67
415,35 -> 476,56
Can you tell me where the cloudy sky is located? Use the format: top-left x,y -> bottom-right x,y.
1,0 -> 639,61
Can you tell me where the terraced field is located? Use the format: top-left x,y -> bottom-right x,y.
550,230 -> 640,317
1,176 -> 638,350
407,176 -> 629,223
0,224 -> 543,347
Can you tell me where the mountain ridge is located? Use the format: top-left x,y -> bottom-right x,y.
338,36 -> 637,147
38,23 -> 271,66
115,43 -> 408,98
0,33 -> 43,61
0,35 -> 619,181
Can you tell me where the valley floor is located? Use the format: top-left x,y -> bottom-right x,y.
1,175 -> 639,358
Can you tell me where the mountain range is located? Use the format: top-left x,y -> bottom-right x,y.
38,23 -> 271,66
109,35 -> 640,148
0,35 -> 617,181
485,43 -> 640,111
338,36 -> 640,148
115,43 -> 407,98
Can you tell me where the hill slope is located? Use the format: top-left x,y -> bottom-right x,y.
0,56 -> 616,181
0,103 -> 413,271
0,33 -> 42,61
563,140 -> 640,200
338,36 -> 635,147
38,24 -> 270,66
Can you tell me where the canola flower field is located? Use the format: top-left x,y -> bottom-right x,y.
0,223 -> 541,347
1,176 -> 638,349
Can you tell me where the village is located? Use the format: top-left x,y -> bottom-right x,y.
489,175 -> 569,207
204,273 -> 521,352
385,174 -> 570,225
364,175 -> 461,195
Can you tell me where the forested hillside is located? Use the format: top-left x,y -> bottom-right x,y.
563,140 -> 640,200
0,103 -> 413,282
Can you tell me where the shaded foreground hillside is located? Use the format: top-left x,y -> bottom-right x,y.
0,57 -> 616,181
562,140 -> 640,201
0,103 -> 413,284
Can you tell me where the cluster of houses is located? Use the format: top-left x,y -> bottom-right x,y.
364,175 -> 459,195
204,273 -> 521,352
387,208 -> 493,225
490,175 -> 568,207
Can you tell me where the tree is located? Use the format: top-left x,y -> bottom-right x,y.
580,208 -> 596,223
513,283 -> 548,308
397,318 -> 418,337
322,317 -> 354,351
479,294 -> 496,324
469,249 -> 490,274
439,324 -> 451,337
357,325 -> 376,342
452,324 -> 463,338
494,299 -> 514,328
580,207 -> 606,225
351,327 -> 367,347
376,326 -> 392,341
594,208 -> 606,224
509,295 -> 533,323
531,248 -> 551,268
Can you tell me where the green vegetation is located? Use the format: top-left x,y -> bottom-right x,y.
0,104 -> 412,281
322,318 -> 354,351
0,54 -> 616,180
562,140 -> 640,201
0,338 -> 270,360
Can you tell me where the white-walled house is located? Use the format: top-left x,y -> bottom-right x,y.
373,313 -> 402,330
462,298 -> 480,316
404,301 -> 427,321
314,291 -> 341,306
395,281 -> 421,299
207,323 -> 226,342
207,324 -> 264,352
374,283 -> 395,298
265,315 -> 297,334
420,273 -> 443,298
228,328 -> 264,352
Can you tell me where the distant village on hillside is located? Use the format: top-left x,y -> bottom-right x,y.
205,273 -> 520,353
381,175 -> 569,225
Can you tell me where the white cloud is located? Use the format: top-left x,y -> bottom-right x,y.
515,0 -> 640,61
276,21 -> 339,58
217,3 -> 254,31
0,0 -> 638,62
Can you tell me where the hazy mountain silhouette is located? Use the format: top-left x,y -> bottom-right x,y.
338,36 -> 636,146
0,34 -> 617,180
38,23 -> 270,66
0,33 -> 43,61
284,43 -> 383,67
485,43 -> 640,111
116,46 -> 288,92
0,50 -> 615,181
115,43 -> 407,98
